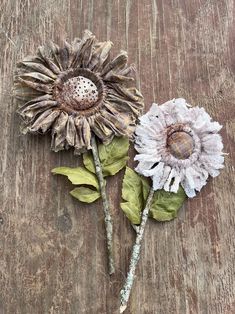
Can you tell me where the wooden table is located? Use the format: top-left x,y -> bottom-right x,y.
0,1 -> 235,313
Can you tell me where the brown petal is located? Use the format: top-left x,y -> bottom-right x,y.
106,94 -> 142,116
107,84 -> 141,102
19,61 -> 57,79
17,94 -> 52,111
90,116 -> 114,144
103,72 -> 134,83
65,115 -> 76,146
101,51 -> 128,76
96,112 -> 126,137
118,64 -> 135,76
20,72 -> 54,83
19,55 -> 43,63
20,100 -> 58,120
64,41 -> 73,68
51,112 -> 68,151
17,77 -> 52,94
74,117 -> 86,153
81,117 -> 91,149
47,42 -> 64,70
29,109 -> 56,132
70,30 -> 96,68
38,45 -> 61,75
89,41 -> 113,71
14,84 -> 43,101
58,46 -> 70,70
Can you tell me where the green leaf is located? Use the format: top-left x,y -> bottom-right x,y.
120,167 -> 150,224
51,167 -> 99,189
120,202 -> 141,225
70,187 -> 101,203
83,136 -> 129,176
121,167 -> 187,224
150,187 -> 187,222
102,156 -> 129,176
83,152 -> 95,173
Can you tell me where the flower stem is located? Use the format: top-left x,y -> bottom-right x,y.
120,187 -> 154,313
91,135 -> 115,275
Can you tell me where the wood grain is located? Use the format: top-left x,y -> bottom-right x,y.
0,0 -> 235,313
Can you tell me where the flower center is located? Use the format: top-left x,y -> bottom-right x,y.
53,68 -> 105,115
167,131 -> 194,159
62,76 -> 99,110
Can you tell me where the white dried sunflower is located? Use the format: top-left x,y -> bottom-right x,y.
14,30 -> 144,154
134,98 -> 224,198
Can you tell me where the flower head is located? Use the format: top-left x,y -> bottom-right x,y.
14,30 -> 144,154
134,98 -> 224,197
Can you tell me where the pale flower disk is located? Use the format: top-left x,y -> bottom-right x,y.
134,98 -> 224,198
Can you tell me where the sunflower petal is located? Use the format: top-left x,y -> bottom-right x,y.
47,41 -> 64,70
58,46 -> 70,70
74,117 -> 86,153
108,84 -> 141,102
106,94 -> 142,116
70,30 -> 96,68
17,77 -> 52,94
98,112 -> 127,136
20,100 -> 58,120
19,61 -> 57,79
90,116 -> 114,144
89,41 -> 113,71
38,45 -> 61,74
101,51 -> 128,76
66,115 -> 76,146
29,109 -> 59,132
82,118 -> 92,149
51,112 -> 68,151
20,72 -> 54,83
103,72 -> 134,83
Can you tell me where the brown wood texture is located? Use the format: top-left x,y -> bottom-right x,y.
1,1 -> 235,313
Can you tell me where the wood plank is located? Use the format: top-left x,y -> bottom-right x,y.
0,0 -> 234,313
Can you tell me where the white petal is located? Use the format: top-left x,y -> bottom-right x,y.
142,161 -> 162,177
151,162 -> 165,190
164,168 -> 176,191
181,180 -> 196,198
184,168 -> 195,189
202,134 -> 223,153
135,160 -> 156,174
134,153 -> 161,163
158,165 -> 172,188
170,173 -> 181,193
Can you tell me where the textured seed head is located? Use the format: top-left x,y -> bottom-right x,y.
53,68 -> 105,115
62,76 -> 99,110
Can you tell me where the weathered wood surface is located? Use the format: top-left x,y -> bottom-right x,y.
0,1 -> 235,313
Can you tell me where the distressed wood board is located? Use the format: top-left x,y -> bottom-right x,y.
0,0 -> 235,313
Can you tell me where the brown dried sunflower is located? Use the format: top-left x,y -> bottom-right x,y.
14,30 -> 144,154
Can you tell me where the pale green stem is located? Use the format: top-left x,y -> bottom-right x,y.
120,187 -> 155,313
91,135 -> 115,275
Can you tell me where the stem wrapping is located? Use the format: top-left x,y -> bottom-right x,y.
120,187 -> 154,313
91,135 -> 115,275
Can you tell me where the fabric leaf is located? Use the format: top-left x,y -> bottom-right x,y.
70,187 -> 100,203
121,167 -> 187,225
52,166 -> 99,189
120,167 -> 149,224
150,187 -> 187,221
83,136 -> 129,176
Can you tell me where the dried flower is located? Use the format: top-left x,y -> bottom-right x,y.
120,98 -> 225,313
134,98 -> 224,197
14,30 -> 143,154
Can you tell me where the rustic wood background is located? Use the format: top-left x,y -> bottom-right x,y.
0,0 -> 235,313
